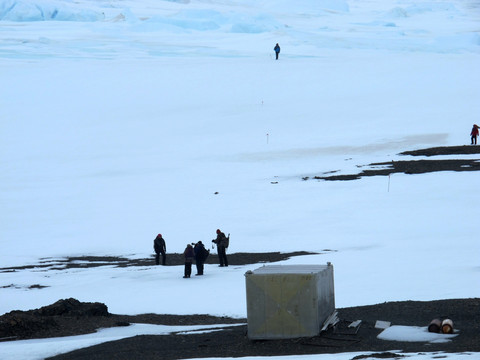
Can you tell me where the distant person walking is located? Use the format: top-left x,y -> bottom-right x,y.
212,229 -> 229,267
274,43 -> 280,60
194,241 -> 209,276
183,244 -> 195,278
471,124 -> 479,145
153,234 -> 166,265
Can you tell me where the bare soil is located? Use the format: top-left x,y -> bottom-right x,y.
1,296 -> 479,360
0,251 -> 316,273
49,296 -> 480,360
311,145 -> 480,181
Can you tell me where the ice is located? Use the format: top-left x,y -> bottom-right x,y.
0,0 -> 105,21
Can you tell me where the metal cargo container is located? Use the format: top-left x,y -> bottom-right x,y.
245,264 -> 335,339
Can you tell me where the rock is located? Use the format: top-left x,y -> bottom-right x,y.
0,298 -> 109,340
33,298 -> 109,317
0,313 -> 57,339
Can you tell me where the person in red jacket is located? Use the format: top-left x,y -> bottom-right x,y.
471,124 -> 479,145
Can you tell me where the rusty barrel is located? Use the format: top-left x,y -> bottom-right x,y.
441,319 -> 454,334
428,318 -> 442,333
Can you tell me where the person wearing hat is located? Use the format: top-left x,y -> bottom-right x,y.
212,229 -> 229,267
153,234 -> 166,265
183,244 -> 195,278
471,124 -> 479,145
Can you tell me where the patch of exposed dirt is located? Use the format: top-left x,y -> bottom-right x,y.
0,298 -> 242,341
0,251 -> 316,273
1,298 -> 479,360
400,145 -> 480,157
311,145 -> 480,181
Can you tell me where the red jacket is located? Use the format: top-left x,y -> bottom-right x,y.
471,125 -> 479,137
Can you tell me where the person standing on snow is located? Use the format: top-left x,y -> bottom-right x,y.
153,234 -> 166,265
471,124 -> 479,145
212,229 -> 229,267
194,241 -> 209,276
183,244 -> 195,278
274,43 -> 280,60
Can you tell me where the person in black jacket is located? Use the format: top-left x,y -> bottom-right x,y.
212,229 -> 228,267
194,241 -> 209,275
153,234 -> 166,265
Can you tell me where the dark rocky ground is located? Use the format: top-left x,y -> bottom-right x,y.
1,145 -> 479,359
1,296 -> 479,360
46,297 -> 480,359
310,145 -> 480,181
0,251 -> 316,273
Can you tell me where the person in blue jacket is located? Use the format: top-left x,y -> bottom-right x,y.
274,43 -> 280,60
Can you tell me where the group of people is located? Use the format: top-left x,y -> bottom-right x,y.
182,240 -> 210,278
153,229 -> 230,278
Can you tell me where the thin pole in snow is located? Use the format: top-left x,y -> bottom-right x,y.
388,174 -> 391,192
266,133 -> 269,144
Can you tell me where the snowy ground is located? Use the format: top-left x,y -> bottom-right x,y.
1,0 -> 479,359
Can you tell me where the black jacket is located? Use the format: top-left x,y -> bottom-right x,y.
194,242 -> 209,262
154,236 -> 166,253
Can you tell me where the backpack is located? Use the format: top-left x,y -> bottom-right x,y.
202,247 -> 210,262
225,233 -> 230,248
